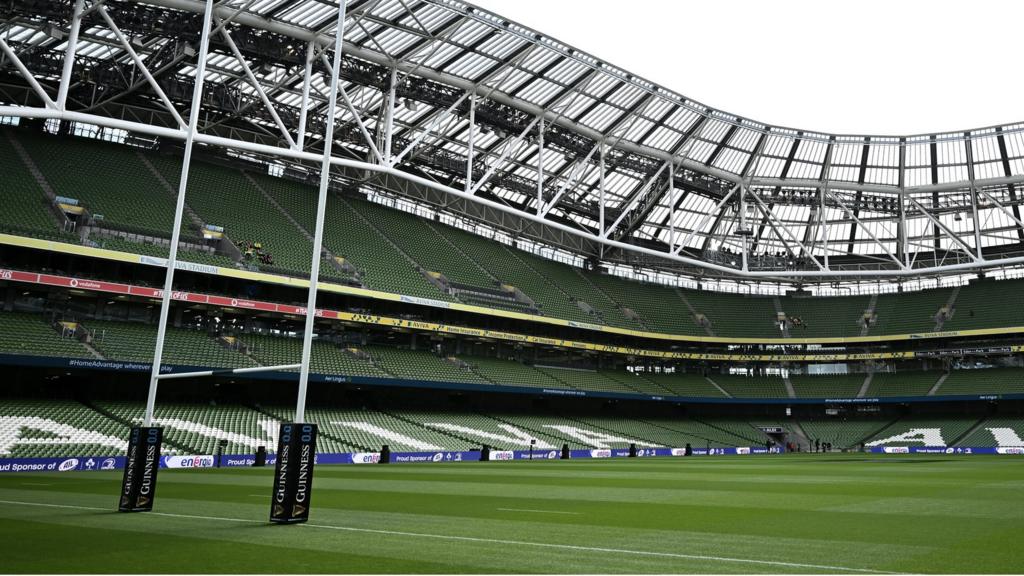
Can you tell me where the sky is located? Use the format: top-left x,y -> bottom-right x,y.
469,0 -> 1023,137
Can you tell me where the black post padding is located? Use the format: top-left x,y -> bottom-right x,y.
254,445 -> 267,467
561,443 -> 570,460
629,443 -> 637,457
215,439 -> 229,468
379,444 -> 390,464
684,443 -> 693,456
118,426 -> 162,513
269,423 -> 317,524
480,444 -> 490,462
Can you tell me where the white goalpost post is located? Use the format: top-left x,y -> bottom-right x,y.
265,0 -> 348,526
116,0 -> 348,522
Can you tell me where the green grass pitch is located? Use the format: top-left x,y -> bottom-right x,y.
1,454 -> 1022,574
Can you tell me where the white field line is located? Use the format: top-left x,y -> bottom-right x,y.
0,499 -> 901,574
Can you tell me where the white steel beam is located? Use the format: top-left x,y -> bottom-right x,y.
746,188 -> 824,271
56,0 -> 86,110
390,90 -> 471,167
216,20 -> 297,149
334,82 -> 386,165
95,5 -> 186,129
905,195 -> 982,262
0,38 -> 56,109
540,141 -> 601,218
827,190 -> 906,271
601,161 -> 670,239
671,184 -> 740,256
468,115 -> 542,195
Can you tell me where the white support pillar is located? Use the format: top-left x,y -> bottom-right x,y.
294,40 -> 315,151
965,135 -> 984,260
143,0 -> 214,427
820,184 -> 830,269
668,162 -> 676,251
465,95 -> 475,193
295,0 -> 348,424
57,0 -> 85,110
599,143 -> 606,258
739,185 -> 749,271
382,67 -> 397,164
898,141 -> 910,268
536,117 -> 544,214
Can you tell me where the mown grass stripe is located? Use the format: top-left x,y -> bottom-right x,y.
0,499 -> 900,574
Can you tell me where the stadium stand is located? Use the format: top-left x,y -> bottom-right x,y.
96,401 -> 276,456
15,132 -> 189,239
240,334 -> 388,379
957,418 -> 1024,447
535,366 -> 642,395
871,287 -> 954,334
357,200 -> 494,289
85,320 -> 256,369
0,312 -> 91,358
458,356 -> 565,389
412,411 -> 569,449
799,419 -> 897,450
942,278 -> 1024,332
10,131 -> 1024,341
0,400 -> 126,457
681,291 -> 779,339
637,372 -> 730,397
938,368 -> 1024,396
89,236 -> 239,268
863,418 -> 979,447
324,197 -> 455,300
712,374 -> 790,398
364,345 -> 492,385
0,132 -> 70,241
587,273 -> 704,335
779,295 -> 872,338
5,395 -> 1024,458
790,374 -> 866,398
161,160 -> 315,275
865,371 -> 942,397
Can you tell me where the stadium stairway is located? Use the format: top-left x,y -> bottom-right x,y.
81,400 -> 199,455
951,417 -> 991,447
689,417 -> 764,445
381,409 -> 482,448
798,418 -> 900,450
134,151 -> 208,232
674,288 -> 716,336
0,131 -> 72,240
246,403 -> 374,453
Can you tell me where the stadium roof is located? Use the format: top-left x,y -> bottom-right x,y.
2,0 -> 1024,282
